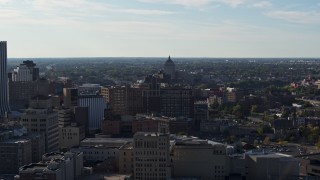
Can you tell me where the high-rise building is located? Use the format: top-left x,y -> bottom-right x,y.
133,132 -> 171,180
21,96 -> 59,152
0,41 -> 10,117
12,60 -> 39,82
9,60 -> 48,110
164,56 -> 176,80
102,86 -> 144,116
161,87 -> 194,118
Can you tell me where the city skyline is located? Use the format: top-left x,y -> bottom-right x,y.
0,0 -> 320,58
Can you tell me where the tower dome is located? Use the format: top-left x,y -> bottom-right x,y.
164,56 -> 175,79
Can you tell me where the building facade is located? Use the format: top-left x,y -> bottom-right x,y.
12,60 -> 39,82
161,88 -> 194,118
78,95 -> 106,131
172,139 -> 230,180
21,97 -> 59,152
0,41 -> 10,117
133,132 -> 171,180
0,139 -> 32,174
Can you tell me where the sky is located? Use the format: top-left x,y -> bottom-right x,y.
0,0 -> 320,58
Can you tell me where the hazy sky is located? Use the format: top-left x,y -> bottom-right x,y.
0,0 -> 319,58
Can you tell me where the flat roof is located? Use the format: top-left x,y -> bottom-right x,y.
0,138 -> 29,144
81,138 -> 133,143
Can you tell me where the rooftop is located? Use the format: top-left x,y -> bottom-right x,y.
0,138 -> 30,144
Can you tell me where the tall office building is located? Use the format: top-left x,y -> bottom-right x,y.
164,56 -> 176,79
21,96 -> 59,152
12,60 -> 39,82
0,41 -> 10,117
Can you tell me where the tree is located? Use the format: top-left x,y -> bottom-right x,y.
251,105 -> 258,114
233,104 -> 243,118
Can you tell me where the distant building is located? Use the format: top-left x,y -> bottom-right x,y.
102,86 -> 144,116
161,87 -> 194,118
142,76 -> 162,114
164,56 -> 176,80
0,41 -> 10,117
194,100 -> 208,130
12,60 -> 39,82
133,132 -> 171,180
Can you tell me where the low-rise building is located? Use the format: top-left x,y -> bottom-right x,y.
244,150 -> 299,180
172,138 -> 230,180
16,151 -> 83,180
59,123 -> 85,149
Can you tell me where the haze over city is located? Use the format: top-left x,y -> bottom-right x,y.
1,0 -> 320,58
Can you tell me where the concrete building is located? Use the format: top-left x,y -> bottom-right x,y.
133,132 -> 171,180
78,95 -> 106,131
72,138 -> 132,172
0,41 -> 10,117
21,96 -> 59,152
244,150 -> 300,180
12,60 -> 39,82
59,123 -> 85,149
119,143 -> 134,174
172,138 -> 230,180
